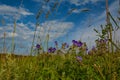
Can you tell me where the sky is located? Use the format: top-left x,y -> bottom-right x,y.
0,0 -> 120,55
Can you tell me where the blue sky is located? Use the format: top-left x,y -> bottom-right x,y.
0,0 -> 119,54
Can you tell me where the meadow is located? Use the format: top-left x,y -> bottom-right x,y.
0,50 -> 120,80
0,0 -> 120,80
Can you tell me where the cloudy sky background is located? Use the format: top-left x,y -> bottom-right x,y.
0,0 -> 119,55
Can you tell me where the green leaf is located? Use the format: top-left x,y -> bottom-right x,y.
108,12 -> 120,30
36,9 -> 43,20
94,28 -> 99,33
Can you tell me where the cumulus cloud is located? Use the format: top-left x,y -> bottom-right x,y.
38,20 -> 74,41
0,20 -> 73,40
0,4 -> 33,20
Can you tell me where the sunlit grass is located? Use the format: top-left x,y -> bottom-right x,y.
0,52 -> 120,80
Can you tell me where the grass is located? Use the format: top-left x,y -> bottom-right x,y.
0,52 -> 120,80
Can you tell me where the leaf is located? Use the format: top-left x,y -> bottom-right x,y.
36,9 -> 43,20
94,28 -> 99,33
80,8 -> 90,12
67,8 -> 76,14
108,12 -> 120,30
102,30 -> 106,35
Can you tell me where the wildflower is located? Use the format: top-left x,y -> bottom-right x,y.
72,40 -> 83,47
72,40 -> 76,43
104,38 -> 108,43
77,41 -> 83,47
88,51 -> 91,55
62,42 -> 69,49
53,48 -> 56,51
64,42 -> 69,48
72,40 -> 78,46
48,47 -> 52,53
66,44 -> 69,48
92,46 -> 96,51
76,56 -> 82,62
48,47 -> 56,53
86,48 -> 88,51
36,44 -> 40,49
54,41 -> 58,46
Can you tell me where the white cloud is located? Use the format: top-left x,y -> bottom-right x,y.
33,0 -> 103,8
0,23 -> 34,40
19,7 -> 33,15
68,0 -> 104,6
7,32 -> 18,37
0,4 -> 33,20
39,20 -> 74,41
0,20 -> 73,46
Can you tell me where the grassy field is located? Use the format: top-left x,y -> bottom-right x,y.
0,52 -> 120,80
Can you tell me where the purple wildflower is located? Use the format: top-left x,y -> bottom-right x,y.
86,48 -> 88,51
104,38 -> 108,43
36,44 -> 40,49
72,40 -> 76,43
66,44 -> 69,48
100,39 -> 104,43
88,51 -> 91,55
53,48 -> 56,51
92,46 -> 96,51
48,47 -> 52,53
76,56 -> 82,62
72,40 -> 78,46
72,40 -> 83,47
77,41 -> 83,47
64,42 -> 69,48
48,47 -> 56,53
55,41 -> 58,46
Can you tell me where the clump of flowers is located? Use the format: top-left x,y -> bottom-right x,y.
71,40 -> 88,55
48,47 -> 56,53
72,40 -> 83,47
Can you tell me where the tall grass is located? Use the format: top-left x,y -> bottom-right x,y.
0,52 -> 120,80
